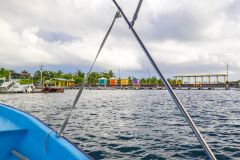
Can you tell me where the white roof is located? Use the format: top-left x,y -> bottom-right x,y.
98,77 -> 108,80
110,77 -> 117,80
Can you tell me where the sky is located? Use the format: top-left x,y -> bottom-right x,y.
0,0 -> 240,80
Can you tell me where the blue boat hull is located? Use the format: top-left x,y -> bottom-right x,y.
0,103 -> 91,160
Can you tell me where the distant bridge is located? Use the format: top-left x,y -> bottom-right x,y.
174,73 -> 228,84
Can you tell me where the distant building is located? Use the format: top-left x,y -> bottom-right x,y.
120,78 -> 129,86
20,70 -> 31,79
44,78 -> 75,87
98,77 -> 108,86
109,77 -> 118,86
132,78 -> 140,87
11,72 -> 21,79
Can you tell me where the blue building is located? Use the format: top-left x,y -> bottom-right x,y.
98,77 -> 108,86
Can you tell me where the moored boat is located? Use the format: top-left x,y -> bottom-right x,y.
0,79 -> 34,93
42,87 -> 64,93
0,103 -> 91,160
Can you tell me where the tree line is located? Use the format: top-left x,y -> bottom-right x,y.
0,67 -> 180,85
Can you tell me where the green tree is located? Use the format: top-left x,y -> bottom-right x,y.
62,73 -> 73,79
88,72 -> 99,84
158,79 -> 163,85
149,76 -> 158,85
109,70 -> 114,78
0,68 -> 10,78
128,76 -> 132,84
140,78 -> 147,84
76,70 -> 85,78
75,77 -> 84,84
33,70 -> 41,79
167,78 -> 178,85
19,79 -> 33,85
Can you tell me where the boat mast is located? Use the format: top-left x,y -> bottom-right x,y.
110,1 -> 216,159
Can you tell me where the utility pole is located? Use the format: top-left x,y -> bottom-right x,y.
118,69 -> 121,79
227,64 -> 229,82
76,68 -> 79,77
118,69 -> 121,87
40,65 -> 43,87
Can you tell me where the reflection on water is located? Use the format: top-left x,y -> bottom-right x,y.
0,90 -> 240,160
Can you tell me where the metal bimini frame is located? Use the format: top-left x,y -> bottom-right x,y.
58,1 -> 143,137
131,0 -> 143,27
110,0 -> 216,160
58,11 -> 121,137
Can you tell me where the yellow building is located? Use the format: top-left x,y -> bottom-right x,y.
120,79 -> 129,86
44,78 -> 75,87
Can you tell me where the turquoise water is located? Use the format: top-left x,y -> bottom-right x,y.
0,90 -> 239,159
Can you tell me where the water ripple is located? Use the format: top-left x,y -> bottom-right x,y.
0,90 -> 239,159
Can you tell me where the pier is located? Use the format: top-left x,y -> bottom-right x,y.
65,73 -> 238,90
68,83 -> 239,90
174,74 -> 228,85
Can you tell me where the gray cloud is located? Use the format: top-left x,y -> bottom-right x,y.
37,29 -> 79,42
149,10 -> 205,41
0,0 -> 240,80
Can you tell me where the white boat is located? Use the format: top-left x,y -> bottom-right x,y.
8,82 -> 34,93
0,78 -> 15,93
0,79 -> 34,93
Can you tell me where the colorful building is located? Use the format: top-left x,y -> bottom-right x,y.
132,78 -> 140,87
109,77 -> 118,86
44,78 -> 75,87
98,77 -> 108,86
120,79 -> 129,86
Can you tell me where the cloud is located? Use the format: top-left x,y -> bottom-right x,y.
0,0 -> 240,80
37,29 -> 79,43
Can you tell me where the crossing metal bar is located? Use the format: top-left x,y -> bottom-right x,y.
58,11 -> 121,137
131,0 -> 143,26
110,0 -> 216,159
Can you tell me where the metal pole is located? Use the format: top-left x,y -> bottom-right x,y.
131,0 -> 143,26
40,65 -> 43,87
58,11 -> 121,137
110,1 -> 216,159
227,64 -> 229,82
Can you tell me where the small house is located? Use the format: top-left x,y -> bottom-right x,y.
132,78 -> 140,87
120,78 -> 129,86
98,77 -> 108,86
109,77 -> 118,86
